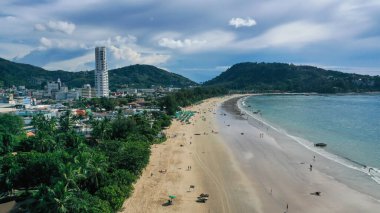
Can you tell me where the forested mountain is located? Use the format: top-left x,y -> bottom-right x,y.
0,58 -> 197,89
204,62 -> 380,93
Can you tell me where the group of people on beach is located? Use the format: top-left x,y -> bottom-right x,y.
259,133 -> 264,138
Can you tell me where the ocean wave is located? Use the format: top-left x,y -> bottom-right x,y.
237,96 -> 380,185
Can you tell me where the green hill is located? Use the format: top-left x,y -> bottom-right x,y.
0,58 -> 197,89
204,62 -> 380,93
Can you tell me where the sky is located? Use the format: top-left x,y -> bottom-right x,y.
1,0 -> 380,82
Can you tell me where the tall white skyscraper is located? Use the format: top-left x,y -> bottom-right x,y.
95,47 -> 109,97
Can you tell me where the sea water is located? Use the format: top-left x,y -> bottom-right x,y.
241,94 -> 380,183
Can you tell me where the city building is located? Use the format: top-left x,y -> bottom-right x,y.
95,47 -> 109,97
47,79 -> 61,96
55,90 -> 79,101
80,84 -> 94,99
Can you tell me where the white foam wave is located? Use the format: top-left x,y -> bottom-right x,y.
237,96 -> 380,185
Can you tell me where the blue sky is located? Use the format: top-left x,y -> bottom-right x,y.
1,0 -> 380,82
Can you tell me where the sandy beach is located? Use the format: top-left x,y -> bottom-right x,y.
121,95 -> 380,213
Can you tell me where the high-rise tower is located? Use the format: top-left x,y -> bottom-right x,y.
95,47 -> 109,97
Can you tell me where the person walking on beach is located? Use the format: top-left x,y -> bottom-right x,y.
310,164 -> 313,171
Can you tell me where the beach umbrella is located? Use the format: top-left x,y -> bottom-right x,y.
169,195 -> 176,199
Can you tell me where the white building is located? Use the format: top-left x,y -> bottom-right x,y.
95,47 -> 109,97
55,90 -> 79,101
47,78 -> 61,95
80,84 -> 95,98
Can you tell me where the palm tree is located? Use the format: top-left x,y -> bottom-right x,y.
59,111 -> 74,133
91,118 -> 111,141
2,157 -> 20,195
34,181 -> 76,213
73,148 -> 108,193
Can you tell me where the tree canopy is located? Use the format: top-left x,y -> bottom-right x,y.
0,108 -> 170,212
204,62 -> 380,93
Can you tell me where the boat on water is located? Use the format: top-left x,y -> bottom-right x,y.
314,143 -> 327,147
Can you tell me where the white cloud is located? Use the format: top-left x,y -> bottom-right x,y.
158,38 -> 206,49
229,17 -> 257,28
38,37 -> 83,50
34,20 -> 76,35
95,35 -> 137,47
39,37 -> 53,48
109,45 -> 170,65
43,53 -> 94,71
236,21 -> 332,49
97,35 -> 171,65
157,30 -> 235,53
0,42 -> 34,60
34,23 -> 46,31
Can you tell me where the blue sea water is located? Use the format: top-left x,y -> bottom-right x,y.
242,94 -> 380,176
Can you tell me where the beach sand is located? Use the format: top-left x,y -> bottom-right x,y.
121,95 -> 380,213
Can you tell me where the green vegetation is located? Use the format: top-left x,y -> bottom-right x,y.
0,114 -> 24,154
204,62 -> 380,93
0,83 -> 227,212
0,57 -> 197,89
159,87 -> 228,115
0,110 -> 171,212
109,65 -> 197,90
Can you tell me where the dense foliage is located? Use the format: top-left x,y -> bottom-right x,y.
0,114 -> 24,154
204,62 -> 380,93
159,86 -> 228,115
0,57 -> 197,89
0,110 -> 171,212
109,65 -> 197,90
72,97 -> 133,111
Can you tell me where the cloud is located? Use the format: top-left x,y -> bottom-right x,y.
156,30 -> 235,53
158,38 -> 206,49
236,21 -> 332,49
38,37 -> 84,50
17,48 -> 90,68
34,20 -> 76,34
1,0 -> 380,80
0,42 -> 34,60
43,52 -> 94,71
95,35 -> 137,47
39,37 -> 52,47
34,23 -> 46,31
229,17 -> 257,28
96,36 -> 171,65
108,44 -> 170,65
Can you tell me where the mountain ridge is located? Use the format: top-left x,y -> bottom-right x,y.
0,57 -> 197,89
204,62 -> 380,93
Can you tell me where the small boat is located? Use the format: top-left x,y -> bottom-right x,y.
314,143 -> 327,147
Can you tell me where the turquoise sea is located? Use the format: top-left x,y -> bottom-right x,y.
241,94 -> 380,183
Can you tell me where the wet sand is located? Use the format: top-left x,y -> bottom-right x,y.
218,96 -> 380,213
121,95 -> 380,213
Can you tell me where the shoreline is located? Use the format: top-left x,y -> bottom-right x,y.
121,94 -> 380,213
238,95 -> 380,186
223,95 -> 380,212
